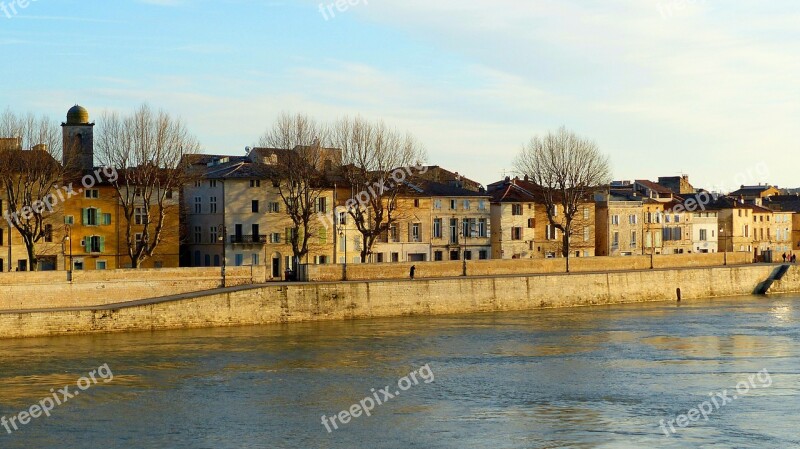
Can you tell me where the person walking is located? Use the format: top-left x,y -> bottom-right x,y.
783,252 -> 787,263
410,265 -> 416,280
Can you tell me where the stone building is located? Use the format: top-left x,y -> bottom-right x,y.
182,150 -> 337,279
595,189 -> 643,257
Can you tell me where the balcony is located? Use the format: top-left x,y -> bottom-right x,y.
230,234 -> 268,245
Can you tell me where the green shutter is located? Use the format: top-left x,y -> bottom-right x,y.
102,213 -> 111,225
99,237 -> 106,253
84,237 -> 92,253
82,208 -> 88,225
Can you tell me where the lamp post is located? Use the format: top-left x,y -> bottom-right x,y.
460,221 -> 467,277
720,227 -> 727,266
218,224 -> 227,287
339,225 -> 347,281
63,224 -> 73,281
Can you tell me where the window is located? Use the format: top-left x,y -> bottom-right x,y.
612,231 -> 619,248
584,227 -> 590,242
252,254 -> 260,266
528,218 -> 535,229
511,227 -> 523,240
463,200 -> 471,210
96,260 -> 107,270
85,189 -> 99,199
433,218 -> 442,238
102,213 -> 112,226
194,197 -> 202,214
478,218 -> 487,237
391,252 -> 400,263
250,179 -> 261,188
450,199 -> 457,210
285,227 -> 296,244
210,180 -> 217,188
479,250 -> 488,260
270,233 -> 281,244
209,197 -> 217,214
449,218 -> 458,244
194,226 -> 202,243
449,250 -> 460,261
252,200 -> 259,213
354,236 -> 362,251
338,211 -> 347,225
462,219 -> 470,238
317,197 -> 327,213
584,207 -> 590,220
389,224 -> 399,242
234,254 -> 244,266
165,190 -> 173,200
83,208 -> 99,226
629,214 -> 638,225
64,215 -> 74,225
319,227 -> 328,244
699,229 -> 707,241
512,204 -> 523,216
269,202 -> 281,213
434,199 -> 442,209
674,215 -> 680,223
210,227 -> 218,243
552,206 -> 558,217
434,251 -> 443,261
611,215 -> 620,225
478,200 -> 486,211
414,199 -> 420,208
631,231 -> 637,246
134,207 -> 148,225
665,215 -> 671,223
411,223 -> 421,242
86,236 -> 104,253
44,224 -> 53,243
546,225 -> 558,241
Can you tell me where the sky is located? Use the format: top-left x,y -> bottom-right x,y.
1,0 -> 799,191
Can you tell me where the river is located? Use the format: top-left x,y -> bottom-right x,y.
1,294 -> 798,448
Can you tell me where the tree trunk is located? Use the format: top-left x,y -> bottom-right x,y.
562,230 -> 571,273
25,244 -> 37,272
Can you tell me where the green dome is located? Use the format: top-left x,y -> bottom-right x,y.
66,105 -> 90,125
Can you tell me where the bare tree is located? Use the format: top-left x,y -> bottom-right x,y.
95,104 -> 200,268
514,126 -> 611,272
257,112 -> 332,265
0,109 -> 70,271
331,116 -> 426,262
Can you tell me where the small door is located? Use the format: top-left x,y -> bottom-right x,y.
272,257 -> 281,278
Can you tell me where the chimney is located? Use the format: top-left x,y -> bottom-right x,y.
524,174 -> 529,182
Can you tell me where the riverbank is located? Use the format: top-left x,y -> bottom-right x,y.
1,264 -> 798,339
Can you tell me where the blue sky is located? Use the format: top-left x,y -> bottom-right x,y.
2,0 -> 799,190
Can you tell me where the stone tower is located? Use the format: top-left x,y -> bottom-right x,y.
61,104 -> 94,172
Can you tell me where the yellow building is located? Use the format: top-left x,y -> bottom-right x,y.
595,191 -> 643,257
61,106 -> 181,270
489,179 -> 537,259
714,199 -> 754,254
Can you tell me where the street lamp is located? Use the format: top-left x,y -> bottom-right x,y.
63,224 -> 72,281
218,224 -> 227,287
720,227 -> 727,266
460,220 -> 467,277
338,224 -> 347,281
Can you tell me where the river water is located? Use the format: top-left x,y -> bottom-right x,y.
1,294 -> 798,448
